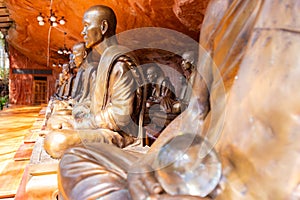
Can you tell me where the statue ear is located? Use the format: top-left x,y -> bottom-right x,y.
100,20 -> 108,35
83,51 -> 87,59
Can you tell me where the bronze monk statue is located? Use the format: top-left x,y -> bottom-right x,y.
69,42 -> 97,106
178,51 -> 197,107
56,5 -> 217,200
44,5 -> 146,159
46,43 -> 89,129
53,73 -> 64,100
58,134 -> 220,200
69,42 -> 86,104
49,64 -> 73,115
145,64 -> 176,114
71,49 -> 99,120
59,63 -> 73,100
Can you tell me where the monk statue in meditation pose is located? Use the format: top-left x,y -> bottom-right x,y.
73,0 -> 300,199
53,73 -> 64,100
56,0 -> 284,196
58,63 -> 74,100
55,5 -> 219,200
44,5 -> 146,159
69,43 -> 86,103
56,64 -> 70,100
145,64 -> 176,113
178,51 -> 196,103
69,42 -> 97,106
47,42 -> 89,129
49,64 -> 73,115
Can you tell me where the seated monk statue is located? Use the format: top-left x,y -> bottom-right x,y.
69,42 -> 88,104
62,63 -> 77,100
44,5 -> 146,158
145,64 -> 177,113
178,51 -> 196,105
144,64 -> 185,143
58,0 -> 284,197
56,65 -> 69,100
58,133 -> 220,200
61,0 -> 300,199
46,43 -> 88,129
50,65 -> 73,114
59,64 -> 71,100
53,73 -> 64,100
71,48 -> 99,120
47,42 -> 100,130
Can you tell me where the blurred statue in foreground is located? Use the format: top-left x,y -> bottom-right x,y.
58,134 -> 221,200
44,5 -> 145,158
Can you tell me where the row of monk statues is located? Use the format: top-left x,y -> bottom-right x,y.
43,4 -> 220,200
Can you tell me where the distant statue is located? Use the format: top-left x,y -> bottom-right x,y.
62,63 -> 77,100
53,73 -> 64,100
44,5 -> 146,158
145,64 -> 177,113
49,65 -> 73,114
69,42 -> 87,103
71,46 -> 98,119
57,64 -> 71,99
47,42 -> 95,129
178,51 -> 197,107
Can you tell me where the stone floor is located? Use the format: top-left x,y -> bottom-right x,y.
0,105 -> 42,199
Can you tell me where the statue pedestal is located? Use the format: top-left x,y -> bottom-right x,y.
15,127 -> 59,199
15,163 -> 58,200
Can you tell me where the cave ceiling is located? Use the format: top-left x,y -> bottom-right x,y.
3,0 -> 209,67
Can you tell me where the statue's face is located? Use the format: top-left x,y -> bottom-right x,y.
146,68 -> 157,83
81,11 -> 103,48
59,73 -> 64,84
181,52 -> 194,71
62,64 -> 69,75
182,59 -> 192,70
72,46 -> 85,67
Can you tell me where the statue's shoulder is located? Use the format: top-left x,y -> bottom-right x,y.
82,60 -> 98,69
115,55 -> 137,67
104,45 -> 139,67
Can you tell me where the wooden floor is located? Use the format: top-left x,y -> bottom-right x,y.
0,105 -> 42,199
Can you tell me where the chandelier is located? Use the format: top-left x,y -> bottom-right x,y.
52,62 -> 63,68
57,32 -> 72,55
37,9 -> 66,27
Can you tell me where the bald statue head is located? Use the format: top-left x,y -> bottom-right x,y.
72,42 -> 86,67
81,5 -> 117,49
182,51 -> 196,71
62,64 -> 69,75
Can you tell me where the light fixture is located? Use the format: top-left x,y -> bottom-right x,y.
59,17 -> 66,25
52,61 -> 65,68
36,9 -> 66,27
57,32 -> 72,55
